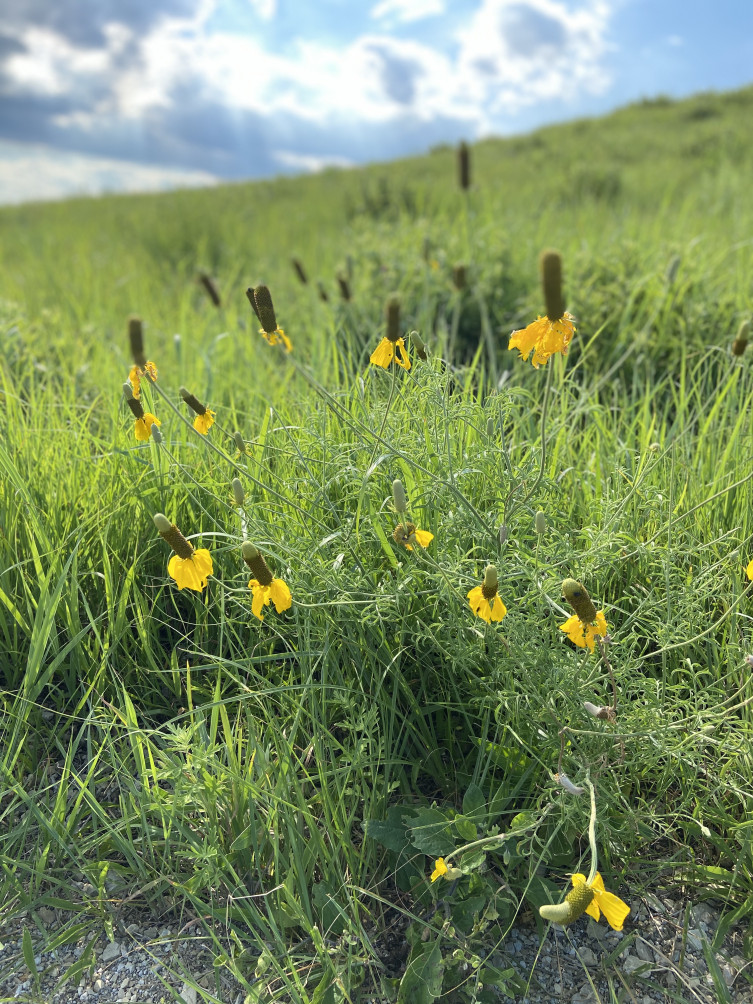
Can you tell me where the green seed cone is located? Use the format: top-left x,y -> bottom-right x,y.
540,250 -> 565,322
562,578 -> 597,624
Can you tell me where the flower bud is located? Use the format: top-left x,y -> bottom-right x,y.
234,431 -> 246,455
409,331 -> 427,360
392,479 -> 407,513
498,524 -> 508,545
150,425 -> 163,444
535,511 -> 547,535
732,319 -> 750,357
232,478 -> 245,506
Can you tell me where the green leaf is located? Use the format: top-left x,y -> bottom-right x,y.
22,928 -> 38,981
365,814 -> 411,854
454,815 -> 477,841
405,807 -> 455,856
397,938 -> 443,1004
450,893 -> 486,933
462,783 -> 486,820
458,848 -> 486,873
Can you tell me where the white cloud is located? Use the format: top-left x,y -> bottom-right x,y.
248,0 -> 276,18
0,140 -> 216,204
371,0 -> 444,23
273,150 -> 353,172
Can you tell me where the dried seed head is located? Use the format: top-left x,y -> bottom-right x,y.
317,281 -> 329,303
392,479 -> 408,513
231,478 -> 245,506
409,331 -> 427,360
452,263 -> 467,290
129,315 -> 146,368
458,141 -> 471,191
241,541 -> 274,585
291,258 -> 308,284
179,387 -> 207,416
732,319 -> 750,357
233,431 -> 247,455
153,513 -> 194,559
151,425 -> 163,444
386,296 -> 401,343
482,564 -> 499,599
540,250 -> 565,322
535,510 -> 547,535
337,274 -> 351,301
553,772 -> 585,796
562,578 -> 597,625
253,285 -> 278,334
583,701 -> 615,721
198,272 -> 221,307
393,522 -> 416,547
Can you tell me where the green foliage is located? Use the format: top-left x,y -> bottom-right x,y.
2,84 -> 753,1001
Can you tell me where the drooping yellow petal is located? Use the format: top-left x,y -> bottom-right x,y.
269,578 -> 292,613
489,595 -> 507,622
413,529 -> 434,548
167,551 -> 212,591
249,580 -> 271,620
394,338 -> 411,370
194,409 -> 216,435
509,317 -> 547,363
370,337 -> 395,368
509,313 -> 575,368
594,889 -> 631,931
559,610 -> 608,652
430,857 -> 448,882
134,414 -> 160,441
747,559 -> 753,581
585,898 -> 602,922
467,585 -> 490,622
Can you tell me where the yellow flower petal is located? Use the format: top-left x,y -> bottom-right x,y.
413,529 -> 434,548
249,580 -> 270,620
134,413 -> 160,441
370,337 -> 395,368
194,409 -> 216,435
585,898 -> 601,922
490,595 -> 507,622
430,858 -> 448,882
167,549 -> 213,591
594,889 -> 631,932
509,313 -> 575,368
747,559 -> 753,581
559,611 -> 608,652
394,338 -> 411,370
467,584 -> 491,623
269,578 -> 292,613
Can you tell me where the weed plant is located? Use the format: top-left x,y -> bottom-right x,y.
1,86 -> 753,1002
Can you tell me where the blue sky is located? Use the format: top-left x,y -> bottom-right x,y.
0,0 -> 751,204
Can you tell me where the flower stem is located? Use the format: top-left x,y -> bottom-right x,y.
585,778 -> 599,885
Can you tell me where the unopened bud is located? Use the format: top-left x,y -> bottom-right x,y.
386,296 -> 401,343
540,250 -> 565,322
151,425 -> 163,444
562,578 -> 597,625
486,417 -> 495,439
233,431 -> 246,455
392,479 -> 407,513
129,315 -> 146,367
232,478 -> 245,506
535,511 -> 547,535
452,263 -> 467,290
410,331 -> 427,360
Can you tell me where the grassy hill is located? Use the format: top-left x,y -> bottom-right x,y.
1,85 -> 753,1002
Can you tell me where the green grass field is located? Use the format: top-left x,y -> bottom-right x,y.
1,85 -> 753,1003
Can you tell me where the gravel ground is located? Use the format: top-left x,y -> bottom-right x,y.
1,893 -> 750,1003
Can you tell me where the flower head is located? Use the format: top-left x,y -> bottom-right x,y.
179,387 -> 215,435
247,285 -> 292,352
509,313 -> 575,368
371,295 -> 411,369
468,565 -> 507,624
154,512 -> 212,592
134,413 -> 161,441
393,522 -> 434,551
128,361 -> 158,399
430,858 -> 448,883
242,541 -> 292,621
539,872 -> 629,931
559,611 -> 608,652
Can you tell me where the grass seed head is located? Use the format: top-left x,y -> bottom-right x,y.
540,250 -> 565,322
198,272 -> 221,307
291,258 -> 308,284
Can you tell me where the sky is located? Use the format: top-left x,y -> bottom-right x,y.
0,0 -> 751,205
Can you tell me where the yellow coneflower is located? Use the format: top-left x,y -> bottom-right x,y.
127,315 -> 158,398
154,513 -> 213,592
247,285 -> 292,352
179,386 -> 216,435
370,295 -> 410,370
393,523 -> 434,551
467,565 -> 507,623
509,250 -> 576,368
123,383 -> 160,441
242,542 -> 292,621
559,578 -> 608,652
540,873 -> 630,932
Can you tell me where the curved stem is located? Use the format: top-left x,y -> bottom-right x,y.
585,777 -> 598,885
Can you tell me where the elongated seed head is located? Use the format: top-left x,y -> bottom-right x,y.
129,315 -> 146,367
245,287 -> 261,322
126,395 -> 144,420
732,319 -> 750,357
292,258 -> 308,284
392,479 -> 407,513
458,141 -> 470,190
540,250 -> 565,322
562,578 -> 597,624
179,386 -> 206,416
386,296 -> 401,343
253,285 -> 278,334
198,272 -> 221,307
337,274 -> 351,301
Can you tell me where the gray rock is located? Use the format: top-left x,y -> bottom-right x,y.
178,984 -> 198,1004
686,929 -> 704,952
570,982 -> 597,1003
623,954 -> 652,976
635,940 -> 654,963
101,941 -> 121,963
37,908 -> 56,926
578,946 -> 598,967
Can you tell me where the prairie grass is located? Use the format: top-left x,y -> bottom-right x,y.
1,86 -> 753,1002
